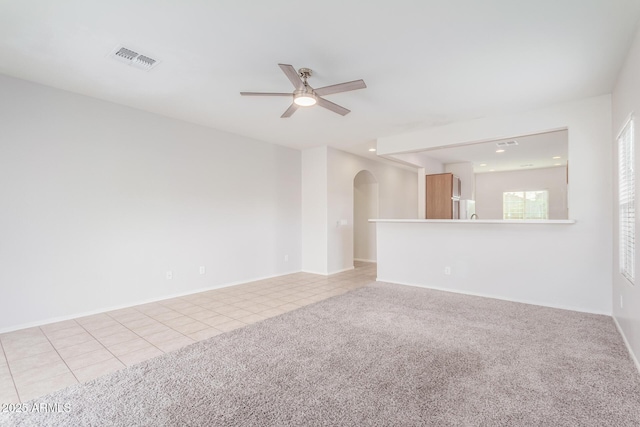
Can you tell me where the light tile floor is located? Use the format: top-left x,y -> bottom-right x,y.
0,262 -> 376,403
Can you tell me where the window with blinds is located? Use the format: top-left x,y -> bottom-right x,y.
619,116 -> 635,284
503,190 -> 549,220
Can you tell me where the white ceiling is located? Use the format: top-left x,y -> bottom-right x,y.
409,130 -> 568,173
1,1 -> 639,159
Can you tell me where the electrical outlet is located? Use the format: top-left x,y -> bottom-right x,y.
166,271 -> 172,280
284,255 -> 289,262
444,266 -> 451,275
199,266 -> 206,275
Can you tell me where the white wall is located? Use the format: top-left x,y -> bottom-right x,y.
0,74 -> 302,331
475,166 -> 568,219
376,220 -> 606,313
445,162 -> 475,200
389,152 -> 443,219
377,95 -> 613,314
354,171 -> 378,262
612,24 -> 640,370
420,154 -> 446,175
301,146 -> 328,274
390,152 -> 445,174
326,147 -> 417,274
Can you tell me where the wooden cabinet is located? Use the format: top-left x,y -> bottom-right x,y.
426,173 -> 460,219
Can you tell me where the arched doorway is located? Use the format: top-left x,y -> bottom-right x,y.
353,170 -> 379,263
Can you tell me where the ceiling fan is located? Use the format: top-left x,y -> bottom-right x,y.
240,64 -> 366,118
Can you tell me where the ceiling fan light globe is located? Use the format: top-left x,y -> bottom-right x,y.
293,94 -> 317,107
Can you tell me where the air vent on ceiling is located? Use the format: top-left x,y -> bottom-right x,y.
110,46 -> 159,71
496,140 -> 518,147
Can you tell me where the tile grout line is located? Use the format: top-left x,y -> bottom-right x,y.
50,320 -> 144,382
105,300 -> 243,345
150,296 -> 258,327
103,310 -> 193,363
87,313 -> 163,368
145,305 -> 245,339
132,283 -> 315,337
150,313 -> 222,337
38,325 -> 82,389
0,338 -> 21,403
115,309 -> 198,339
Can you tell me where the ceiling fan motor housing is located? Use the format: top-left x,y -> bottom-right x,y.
298,68 -> 312,80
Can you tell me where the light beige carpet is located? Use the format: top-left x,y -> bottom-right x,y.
3,282 -> 640,426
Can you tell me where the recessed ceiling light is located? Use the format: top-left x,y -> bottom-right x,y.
368,148 -> 376,152
489,169 -> 495,172
552,156 -> 561,159
554,163 -> 562,166
479,163 -> 487,167
496,149 -> 505,153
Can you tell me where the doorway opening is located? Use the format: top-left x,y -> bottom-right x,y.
353,170 -> 379,263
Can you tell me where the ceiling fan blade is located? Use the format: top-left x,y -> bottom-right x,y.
240,92 -> 291,96
316,97 -> 350,116
278,64 -> 304,90
314,79 -> 366,97
281,103 -> 299,118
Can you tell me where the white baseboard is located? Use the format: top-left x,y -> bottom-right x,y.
375,277 -> 611,316
0,269 -> 302,334
354,258 -> 377,263
328,266 -> 355,275
302,266 -> 355,276
613,316 -> 640,375
301,269 -> 329,276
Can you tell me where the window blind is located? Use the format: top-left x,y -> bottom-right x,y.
619,117 -> 635,284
